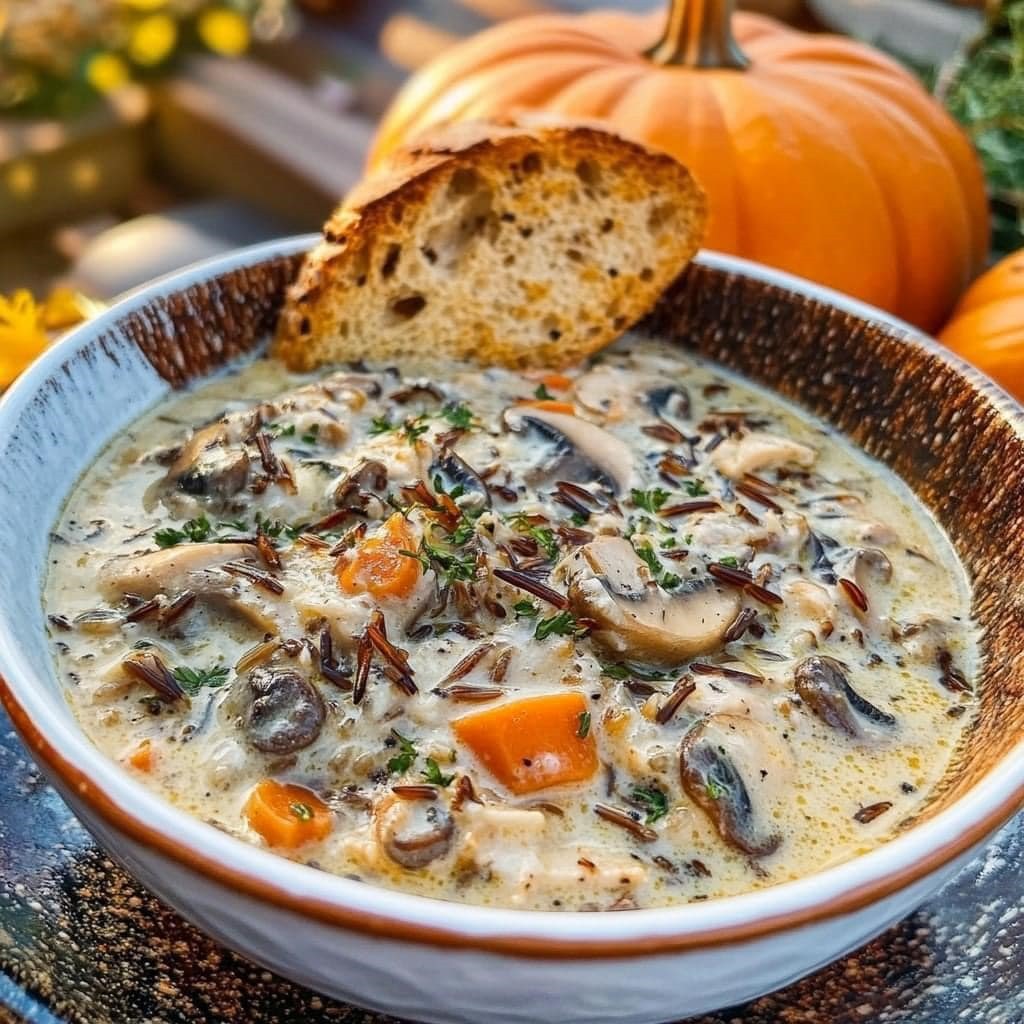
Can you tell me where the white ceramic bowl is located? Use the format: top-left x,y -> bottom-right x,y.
1,237 -> 1022,1024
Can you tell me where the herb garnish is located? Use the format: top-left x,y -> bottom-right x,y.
401,540 -> 478,586
577,710 -> 591,739
289,802 -> 313,821
387,729 -> 418,775
301,423 -> 321,445
369,416 -> 395,435
513,600 -> 539,619
507,513 -> 560,561
267,422 -> 295,438
533,383 -> 555,400
535,611 -> 582,641
630,487 -> 670,514
718,555 -> 740,568
155,516 -> 213,548
631,786 -> 669,824
685,479 -> 709,497
402,415 -> 431,443
441,402 -> 476,430
422,758 -> 455,787
634,541 -> 682,590
705,779 -> 724,801
171,664 -> 229,695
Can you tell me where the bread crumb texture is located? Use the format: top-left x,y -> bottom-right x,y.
273,122 -> 707,371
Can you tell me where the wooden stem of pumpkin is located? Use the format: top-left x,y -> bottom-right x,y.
645,0 -> 748,70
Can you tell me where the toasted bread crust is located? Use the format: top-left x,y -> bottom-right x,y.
273,122 -> 706,372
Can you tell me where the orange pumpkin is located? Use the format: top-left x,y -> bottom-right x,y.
371,0 -> 989,331
940,249 -> 1024,396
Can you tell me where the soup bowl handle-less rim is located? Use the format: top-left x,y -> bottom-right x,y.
0,236 -> 1022,1024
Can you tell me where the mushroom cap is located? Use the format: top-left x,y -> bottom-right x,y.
566,536 -> 741,666
506,406 -> 635,495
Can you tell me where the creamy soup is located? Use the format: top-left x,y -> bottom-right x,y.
45,337 -> 977,911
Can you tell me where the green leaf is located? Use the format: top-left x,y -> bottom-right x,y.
402,415 -> 431,443
513,600 -> 539,619
533,383 -> 554,400
685,479 -> 708,497
630,487 -> 670,514
507,513 -> 560,561
301,423 -> 321,445
718,555 -> 740,568
442,402 -> 476,430
535,611 -> 581,641
289,802 -> 313,822
631,786 -> 669,824
706,779 -> 724,801
369,416 -> 395,435
155,515 -> 213,548
422,758 -> 455,787
172,664 -> 229,695
576,710 -> 591,739
387,729 -> 418,775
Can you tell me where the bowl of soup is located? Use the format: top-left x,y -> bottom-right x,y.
1,237 -> 1022,1024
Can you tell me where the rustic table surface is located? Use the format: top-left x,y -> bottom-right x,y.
0,705 -> 1020,1024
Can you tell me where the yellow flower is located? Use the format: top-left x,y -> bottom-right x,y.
85,52 -> 131,93
0,291 -> 49,388
129,13 -> 178,66
198,8 -> 250,57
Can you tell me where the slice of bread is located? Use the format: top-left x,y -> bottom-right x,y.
273,121 -> 706,371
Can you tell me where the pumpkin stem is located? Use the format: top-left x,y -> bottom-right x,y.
645,0 -> 749,69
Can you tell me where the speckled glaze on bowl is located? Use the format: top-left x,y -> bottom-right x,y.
0,237 -> 1022,1024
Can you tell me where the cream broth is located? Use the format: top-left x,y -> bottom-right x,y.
45,338 -> 977,911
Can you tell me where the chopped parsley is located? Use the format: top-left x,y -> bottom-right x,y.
631,786 -> 669,824
630,487 -> 670,514
369,416 -> 395,435
513,600 -> 539,619
402,415 -> 431,443
718,555 -> 740,568
441,402 -> 476,430
289,802 -> 313,821
507,513 -> 560,561
535,611 -> 582,641
705,779 -> 724,801
387,730 -> 418,775
172,664 -> 229,695
154,515 -> 214,548
533,383 -> 554,400
422,758 -> 455,787
301,423 -> 321,445
401,540 -> 478,587
267,422 -> 295,438
576,710 -> 591,739
685,479 -> 709,497
634,541 -> 682,591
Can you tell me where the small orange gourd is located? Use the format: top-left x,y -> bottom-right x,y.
371,0 -> 988,331
940,249 -> 1024,398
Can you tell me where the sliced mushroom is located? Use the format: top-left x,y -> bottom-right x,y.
388,379 -> 446,406
99,543 -> 283,634
711,432 -> 816,480
794,656 -> 896,737
165,423 -> 251,503
375,796 -> 455,869
647,384 -> 690,423
100,543 -> 261,600
566,536 -> 741,665
430,448 -> 491,508
506,407 -> 634,495
334,458 -> 388,508
680,716 -> 787,857
244,666 -> 325,754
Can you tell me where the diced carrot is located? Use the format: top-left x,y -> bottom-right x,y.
337,512 -> 420,599
244,779 -> 333,849
452,692 -> 598,795
540,373 -> 573,391
125,739 -> 155,773
516,399 -> 576,415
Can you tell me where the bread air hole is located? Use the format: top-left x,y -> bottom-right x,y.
522,152 -> 542,175
647,202 -> 677,232
426,176 -> 495,273
389,294 -> 426,321
640,267 -> 654,282
381,244 -> 401,279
